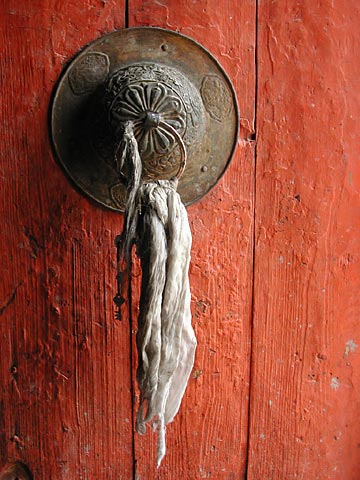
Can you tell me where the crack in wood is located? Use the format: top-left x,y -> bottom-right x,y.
0,283 -> 21,316
24,227 -> 44,258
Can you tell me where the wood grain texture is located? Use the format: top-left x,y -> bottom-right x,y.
128,1 -> 256,479
248,1 -> 360,479
0,2 -> 134,479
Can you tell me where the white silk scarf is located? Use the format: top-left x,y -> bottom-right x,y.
116,122 -> 197,466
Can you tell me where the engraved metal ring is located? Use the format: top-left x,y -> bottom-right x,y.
151,120 -> 187,180
114,119 -> 187,182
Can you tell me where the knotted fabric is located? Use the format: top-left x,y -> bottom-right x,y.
115,121 -> 197,467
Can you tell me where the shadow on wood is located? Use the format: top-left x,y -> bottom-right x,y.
0,462 -> 33,480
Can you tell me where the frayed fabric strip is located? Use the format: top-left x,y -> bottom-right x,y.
115,122 -> 197,467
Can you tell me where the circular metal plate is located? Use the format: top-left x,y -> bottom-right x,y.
51,27 -> 239,211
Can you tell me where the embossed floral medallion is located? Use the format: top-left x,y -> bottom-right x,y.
106,63 -> 205,181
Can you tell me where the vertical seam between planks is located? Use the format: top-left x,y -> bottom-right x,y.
244,0 -> 259,478
128,268 -> 137,480
125,4 -> 135,476
126,4 -> 135,477
125,0 -> 129,28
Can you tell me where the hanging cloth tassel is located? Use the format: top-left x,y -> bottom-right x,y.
115,121 -> 197,467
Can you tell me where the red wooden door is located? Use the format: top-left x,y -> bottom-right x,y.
0,1 -> 359,480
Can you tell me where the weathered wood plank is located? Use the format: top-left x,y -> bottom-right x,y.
248,1 -> 360,478
0,2 -> 134,479
128,1 -> 256,478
